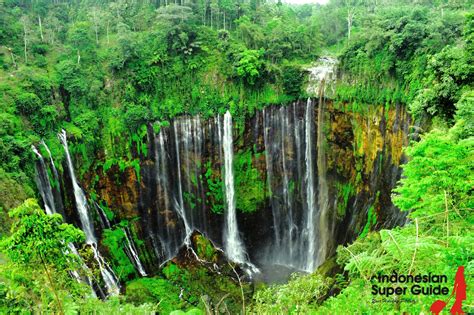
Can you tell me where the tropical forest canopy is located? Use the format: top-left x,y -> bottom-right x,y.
0,0 -> 473,313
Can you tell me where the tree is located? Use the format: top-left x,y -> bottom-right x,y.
67,22 -> 94,64
345,0 -> 356,41
89,7 -> 103,45
0,199 -> 85,313
235,49 -> 265,86
393,130 -> 473,219
20,15 -> 32,64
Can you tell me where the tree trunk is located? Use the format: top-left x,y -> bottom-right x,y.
347,10 -> 354,41
23,23 -> 28,64
106,21 -> 110,44
38,16 -> 44,42
93,10 -> 99,44
39,252 -> 64,315
8,48 -> 17,69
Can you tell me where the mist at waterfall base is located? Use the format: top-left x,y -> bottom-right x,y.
32,58 -> 409,290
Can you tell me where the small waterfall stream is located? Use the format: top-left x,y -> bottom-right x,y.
41,140 -> 59,184
123,227 -> 147,277
41,140 -> 64,214
304,98 -> 318,272
173,122 -> 193,241
32,145 -> 96,296
315,72 -> 331,268
222,111 -> 246,264
58,130 -> 120,296
58,130 -> 96,244
32,145 -> 56,215
95,202 -> 147,277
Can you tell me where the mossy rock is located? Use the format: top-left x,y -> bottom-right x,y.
194,233 -> 218,262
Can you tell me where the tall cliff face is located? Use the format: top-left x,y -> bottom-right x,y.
32,60 -> 411,282
46,97 -> 410,280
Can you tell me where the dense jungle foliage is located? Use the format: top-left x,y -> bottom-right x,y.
0,0 -> 473,313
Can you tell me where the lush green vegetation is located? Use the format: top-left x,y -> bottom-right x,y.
0,0 -> 472,313
250,86 -> 473,313
249,2 -> 474,314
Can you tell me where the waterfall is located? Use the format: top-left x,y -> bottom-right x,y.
38,54 -> 404,282
123,228 -> 147,277
91,244 -> 120,296
94,202 -> 147,277
304,98 -> 318,272
306,57 -> 337,270
263,105 -> 307,270
41,140 -> 64,214
41,140 -> 59,183
222,111 -> 246,264
58,130 -> 96,244
173,122 -> 192,241
316,75 -> 330,267
263,109 -> 279,246
32,145 -> 56,215
153,131 -> 179,261
66,242 -> 97,298
260,58 -> 336,272
94,202 -> 112,229
58,130 -> 120,296
32,144 -> 96,296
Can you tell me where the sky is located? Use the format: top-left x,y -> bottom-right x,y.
283,0 -> 329,4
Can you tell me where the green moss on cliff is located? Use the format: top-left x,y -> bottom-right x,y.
234,150 -> 265,213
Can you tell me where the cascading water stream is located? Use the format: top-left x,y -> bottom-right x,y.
32,145 -> 56,215
58,130 -> 120,296
32,145 -> 96,296
173,122 -> 193,242
95,202 -> 147,277
315,78 -> 330,267
123,228 -> 147,277
58,130 -> 96,244
304,98 -> 318,272
222,111 -> 247,265
306,57 -> 337,270
260,58 -> 336,273
153,131 -> 177,261
41,140 -> 60,183
41,140 -> 64,214
91,244 -> 120,295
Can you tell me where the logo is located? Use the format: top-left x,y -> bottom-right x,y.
430,266 -> 466,315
